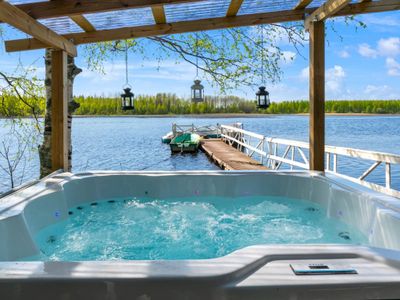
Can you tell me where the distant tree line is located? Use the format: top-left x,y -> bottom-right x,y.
1,93 -> 400,116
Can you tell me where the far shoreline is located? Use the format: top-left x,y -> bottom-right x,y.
72,113 -> 400,118
2,113 -> 400,120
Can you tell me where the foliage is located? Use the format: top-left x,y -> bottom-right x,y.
0,68 -> 44,192
2,92 -> 400,116
83,24 -> 306,93
72,96 -> 400,115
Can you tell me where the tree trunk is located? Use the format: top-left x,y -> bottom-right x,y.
39,49 -> 82,177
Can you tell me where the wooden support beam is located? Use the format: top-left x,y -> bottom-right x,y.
151,5 -> 167,24
13,0 -> 205,20
4,9 -> 306,52
70,15 -> 96,32
226,0 -> 244,17
309,21 -> 325,172
0,0 -> 76,56
294,0 -> 313,10
4,0 -> 400,52
305,0 -> 350,30
51,50 -> 69,172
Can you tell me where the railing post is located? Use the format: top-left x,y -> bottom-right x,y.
261,138 -> 265,164
326,153 -> 330,171
267,141 -> 272,168
291,146 -> 295,170
333,154 -> 337,173
386,163 -> 391,189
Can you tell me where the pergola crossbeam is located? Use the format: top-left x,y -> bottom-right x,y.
305,0 -> 350,30
70,15 -> 96,32
152,5 -> 167,24
0,0 -> 76,56
5,10 -> 306,52
226,0 -> 244,17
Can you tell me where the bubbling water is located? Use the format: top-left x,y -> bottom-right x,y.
31,196 -> 367,261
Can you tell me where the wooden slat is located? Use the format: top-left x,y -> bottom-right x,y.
51,50 -> 69,172
13,0 -> 205,20
0,0 -> 76,56
70,15 -> 96,32
226,0 -> 244,17
200,139 -> 268,170
305,0 -> 350,30
5,0 -> 399,22
5,0 -> 400,53
309,21 -> 325,172
151,5 -> 167,24
294,0 -> 313,10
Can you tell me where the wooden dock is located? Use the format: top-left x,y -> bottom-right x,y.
200,139 -> 268,171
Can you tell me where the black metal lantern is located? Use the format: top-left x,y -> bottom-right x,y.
121,87 -> 134,111
191,79 -> 204,103
256,86 -> 270,109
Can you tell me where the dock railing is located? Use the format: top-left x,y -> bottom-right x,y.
172,123 -> 219,137
220,125 -> 400,198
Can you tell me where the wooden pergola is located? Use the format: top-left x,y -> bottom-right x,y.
0,0 -> 399,173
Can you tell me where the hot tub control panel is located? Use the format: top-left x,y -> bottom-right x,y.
290,263 -> 358,275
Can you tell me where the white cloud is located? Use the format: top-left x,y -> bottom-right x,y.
326,65 -> 346,96
281,51 -> 296,64
298,65 -> 348,97
299,67 -> 309,81
364,84 -> 390,94
362,84 -> 400,99
361,15 -> 400,28
358,37 -> 400,58
358,43 -> 378,58
386,57 -> 400,76
377,37 -> 400,57
79,60 -> 197,84
327,65 -> 345,79
358,37 -> 400,76
338,50 -> 350,58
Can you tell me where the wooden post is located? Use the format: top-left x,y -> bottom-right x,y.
51,50 -> 68,171
309,21 -> 325,172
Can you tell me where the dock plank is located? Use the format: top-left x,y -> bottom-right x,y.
200,139 -> 268,170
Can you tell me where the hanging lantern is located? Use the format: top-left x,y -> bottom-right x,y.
256,86 -> 270,109
191,79 -> 204,103
120,41 -> 135,111
121,87 -> 134,111
256,25 -> 270,110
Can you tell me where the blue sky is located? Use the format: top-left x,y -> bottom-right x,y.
0,10 -> 399,101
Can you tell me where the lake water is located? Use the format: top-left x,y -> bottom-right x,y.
0,115 -> 399,193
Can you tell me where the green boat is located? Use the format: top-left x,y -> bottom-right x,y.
170,133 -> 201,153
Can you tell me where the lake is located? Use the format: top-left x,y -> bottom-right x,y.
0,115 -> 399,193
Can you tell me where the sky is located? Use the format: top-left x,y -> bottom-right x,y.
0,10 -> 399,102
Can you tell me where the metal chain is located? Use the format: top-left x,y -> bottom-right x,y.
196,32 -> 199,79
261,25 -> 265,86
125,40 -> 129,87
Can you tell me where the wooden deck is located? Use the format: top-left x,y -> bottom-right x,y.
200,139 -> 268,171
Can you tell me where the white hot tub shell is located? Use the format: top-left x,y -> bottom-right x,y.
0,170 -> 400,300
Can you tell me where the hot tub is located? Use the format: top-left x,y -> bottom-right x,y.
1,171 -> 400,299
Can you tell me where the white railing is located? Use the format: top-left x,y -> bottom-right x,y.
172,123 -> 219,137
220,125 -> 400,198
